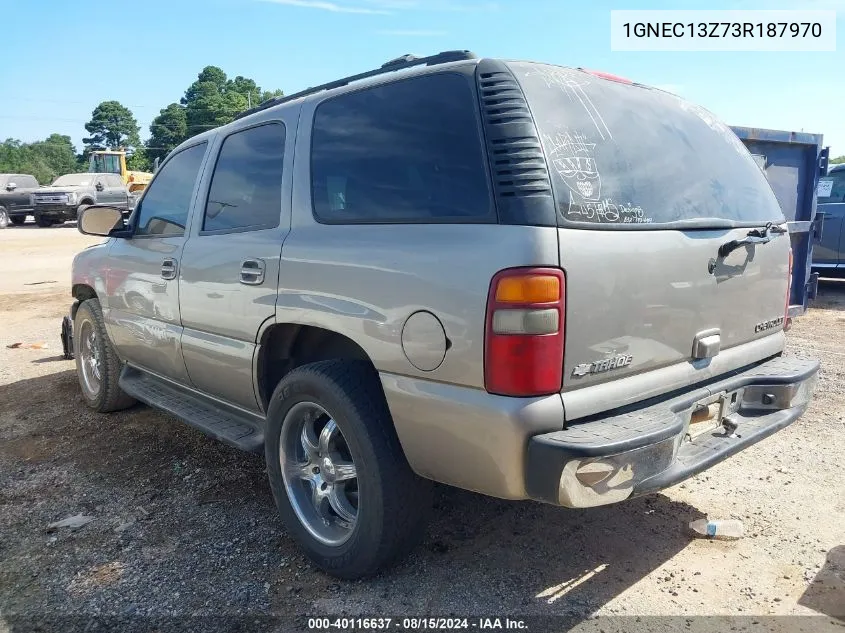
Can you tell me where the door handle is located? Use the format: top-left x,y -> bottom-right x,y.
240,259 -> 266,285
161,258 -> 178,280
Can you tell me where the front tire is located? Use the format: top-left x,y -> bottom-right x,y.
0,206 -> 9,229
35,214 -> 54,227
265,360 -> 432,579
73,299 -> 136,413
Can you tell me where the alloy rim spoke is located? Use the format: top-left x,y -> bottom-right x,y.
300,423 -> 320,462
332,459 -> 357,482
318,418 -> 338,455
328,486 -> 356,524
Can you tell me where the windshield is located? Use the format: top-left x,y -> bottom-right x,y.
509,62 -> 784,228
817,169 -> 845,203
89,153 -> 122,175
52,174 -> 92,187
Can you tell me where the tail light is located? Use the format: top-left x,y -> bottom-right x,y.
579,68 -> 634,84
484,268 -> 565,397
784,249 -> 793,329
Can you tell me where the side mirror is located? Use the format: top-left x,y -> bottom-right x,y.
6,183 -> 17,191
78,205 -> 126,237
95,181 -> 105,192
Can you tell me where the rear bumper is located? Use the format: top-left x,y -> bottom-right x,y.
525,355 -> 819,507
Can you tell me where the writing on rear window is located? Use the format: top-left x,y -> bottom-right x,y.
509,61 -> 784,229
527,66 -> 651,225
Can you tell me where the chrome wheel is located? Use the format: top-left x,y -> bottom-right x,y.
0,208 -> 8,229
280,402 -> 359,546
78,320 -> 102,397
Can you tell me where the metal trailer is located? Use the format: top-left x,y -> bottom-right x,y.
731,126 -> 828,317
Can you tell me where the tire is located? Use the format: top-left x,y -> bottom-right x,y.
0,206 -> 8,229
265,359 -> 432,579
75,204 -> 91,220
10,215 -> 26,226
35,214 -> 54,228
73,299 -> 136,413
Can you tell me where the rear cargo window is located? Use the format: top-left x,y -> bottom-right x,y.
508,62 -> 784,228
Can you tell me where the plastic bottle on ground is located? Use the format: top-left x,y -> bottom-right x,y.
688,518 -> 745,540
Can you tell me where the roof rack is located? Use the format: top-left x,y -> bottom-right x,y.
234,50 -> 478,121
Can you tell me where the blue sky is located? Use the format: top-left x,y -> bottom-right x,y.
1,0 -> 842,155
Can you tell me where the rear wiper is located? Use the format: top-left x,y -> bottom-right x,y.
718,222 -> 787,258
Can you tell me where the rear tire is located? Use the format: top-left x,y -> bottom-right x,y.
73,299 -> 136,413
0,207 -> 9,229
9,215 -> 26,226
265,359 -> 432,579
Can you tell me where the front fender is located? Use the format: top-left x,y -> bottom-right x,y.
71,241 -> 111,306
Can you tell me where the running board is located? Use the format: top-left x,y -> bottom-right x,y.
119,366 -> 265,453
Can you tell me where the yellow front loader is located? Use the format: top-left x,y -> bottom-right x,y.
88,150 -> 153,196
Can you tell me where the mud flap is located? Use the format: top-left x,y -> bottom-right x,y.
61,316 -> 74,360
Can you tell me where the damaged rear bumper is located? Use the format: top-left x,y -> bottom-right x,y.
525,355 -> 819,508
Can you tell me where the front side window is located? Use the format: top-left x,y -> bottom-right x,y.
818,169 -> 845,203
135,143 -> 207,237
202,123 -> 285,232
311,72 -> 493,224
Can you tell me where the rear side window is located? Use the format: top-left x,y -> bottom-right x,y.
203,123 -> 286,232
818,170 -> 845,203
509,62 -> 784,228
136,142 -> 207,237
311,72 -> 493,224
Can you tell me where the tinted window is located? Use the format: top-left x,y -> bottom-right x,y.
311,73 -> 492,224
818,170 -> 845,203
136,143 -> 206,236
203,123 -> 285,232
510,62 -> 784,228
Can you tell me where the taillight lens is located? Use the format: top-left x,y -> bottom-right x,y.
579,68 -> 634,84
785,248 -> 793,321
484,268 -> 565,397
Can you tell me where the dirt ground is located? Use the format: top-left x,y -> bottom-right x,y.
0,222 -> 843,631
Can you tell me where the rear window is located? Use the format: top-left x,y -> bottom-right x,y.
818,169 -> 845,203
509,62 -> 784,228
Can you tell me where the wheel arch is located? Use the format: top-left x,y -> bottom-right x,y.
71,284 -> 97,318
255,323 -> 374,412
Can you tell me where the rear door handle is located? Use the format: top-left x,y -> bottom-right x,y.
161,258 -> 178,280
240,258 -> 266,285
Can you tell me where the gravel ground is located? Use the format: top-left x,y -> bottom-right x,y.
0,223 -> 843,632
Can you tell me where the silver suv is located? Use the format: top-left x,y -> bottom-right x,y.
66,51 -> 819,579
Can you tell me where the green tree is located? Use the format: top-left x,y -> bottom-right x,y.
178,66 -> 284,139
146,103 -> 188,163
83,100 -> 141,151
830,155 -> 845,165
126,148 -> 151,172
0,135 -> 82,183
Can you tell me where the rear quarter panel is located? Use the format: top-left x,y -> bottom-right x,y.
281,95 -> 561,389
